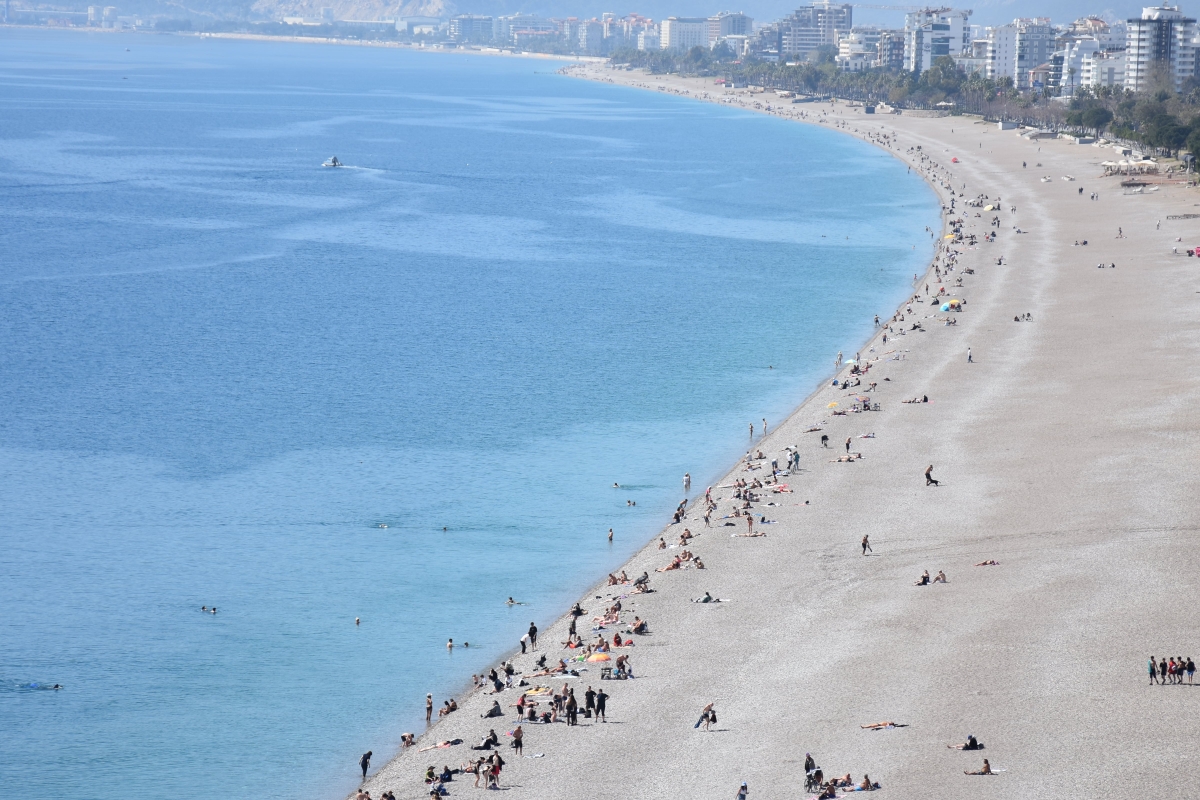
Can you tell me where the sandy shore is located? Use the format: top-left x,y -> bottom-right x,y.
359,64 -> 1200,800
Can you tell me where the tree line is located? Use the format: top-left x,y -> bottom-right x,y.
611,48 -> 1200,160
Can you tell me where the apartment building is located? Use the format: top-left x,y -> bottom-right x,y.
660,17 -> 710,51
778,1 -> 853,56
904,8 -> 971,73
1125,5 -> 1197,91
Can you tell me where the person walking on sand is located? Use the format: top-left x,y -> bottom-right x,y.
736,782 -> 749,800
595,688 -> 608,721
695,702 -> 716,731
359,751 -> 372,779
426,694 -> 433,722
925,465 -> 939,486
967,347 -> 973,363
862,535 -> 872,555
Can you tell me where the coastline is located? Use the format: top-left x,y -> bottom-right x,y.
361,66 -> 1200,799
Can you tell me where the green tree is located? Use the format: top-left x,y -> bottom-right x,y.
1080,107 -> 1113,137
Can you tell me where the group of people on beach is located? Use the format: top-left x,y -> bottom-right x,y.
1149,655 -> 1195,684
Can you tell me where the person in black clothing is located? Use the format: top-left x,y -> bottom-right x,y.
595,689 -> 608,721
359,750 -> 372,779
528,622 -> 538,648
566,690 -> 578,725
585,686 -> 596,717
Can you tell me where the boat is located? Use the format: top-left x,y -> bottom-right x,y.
322,156 -> 342,168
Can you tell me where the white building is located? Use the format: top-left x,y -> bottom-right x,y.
1081,48 -> 1127,87
837,28 -> 881,71
1125,5 -> 1197,92
638,28 -> 661,50
709,11 -> 753,45
660,17 -> 710,51
904,8 -> 971,73
984,24 -> 1016,81
779,1 -> 853,56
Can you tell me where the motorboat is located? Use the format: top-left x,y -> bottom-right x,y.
322,156 -> 342,168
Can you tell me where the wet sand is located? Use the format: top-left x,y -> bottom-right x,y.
358,65 -> 1200,799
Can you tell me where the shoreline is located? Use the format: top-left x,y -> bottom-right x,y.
357,67 -> 963,795
359,63 -> 1200,800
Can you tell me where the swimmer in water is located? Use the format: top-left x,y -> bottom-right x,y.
201,606 -> 208,612
210,608 -> 217,614
355,617 -> 360,625
612,483 -> 620,488
447,638 -> 454,651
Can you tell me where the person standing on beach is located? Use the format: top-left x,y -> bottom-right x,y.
359,750 -> 372,779
835,351 -> 843,369
585,686 -> 596,717
695,702 -> 715,731
736,782 -> 749,800
426,694 -> 433,722
862,535 -> 871,555
595,688 -> 608,721
967,347 -> 973,363
684,473 -> 691,492
519,632 -> 529,654
926,465 -> 939,486
845,437 -> 851,453
528,622 -> 538,649
1149,656 -> 1159,684
762,418 -> 767,435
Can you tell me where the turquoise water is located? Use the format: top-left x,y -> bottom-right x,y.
0,29 -> 937,800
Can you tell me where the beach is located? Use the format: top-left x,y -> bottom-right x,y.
359,65 -> 1200,799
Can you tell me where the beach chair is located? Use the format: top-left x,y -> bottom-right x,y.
600,667 -> 613,680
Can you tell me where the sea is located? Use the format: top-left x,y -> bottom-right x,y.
0,28 -> 938,800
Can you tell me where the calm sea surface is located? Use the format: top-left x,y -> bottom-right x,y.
0,29 -> 937,800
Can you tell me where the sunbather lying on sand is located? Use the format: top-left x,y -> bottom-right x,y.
948,735 -> 983,750
974,560 -> 1000,566
860,721 -> 907,729
418,739 -> 463,752
656,556 -> 682,572
733,531 -> 766,537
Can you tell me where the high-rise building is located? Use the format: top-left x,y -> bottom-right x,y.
904,8 -> 971,73
877,29 -> 906,70
579,20 -> 605,53
779,1 -> 852,57
984,24 -> 1016,81
660,17 -> 709,51
1125,5 -> 1197,91
708,11 -> 753,45
449,15 -> 494,42
1014,18 -> 1055,89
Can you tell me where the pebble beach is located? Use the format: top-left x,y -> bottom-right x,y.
357,64 -> 1200,800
